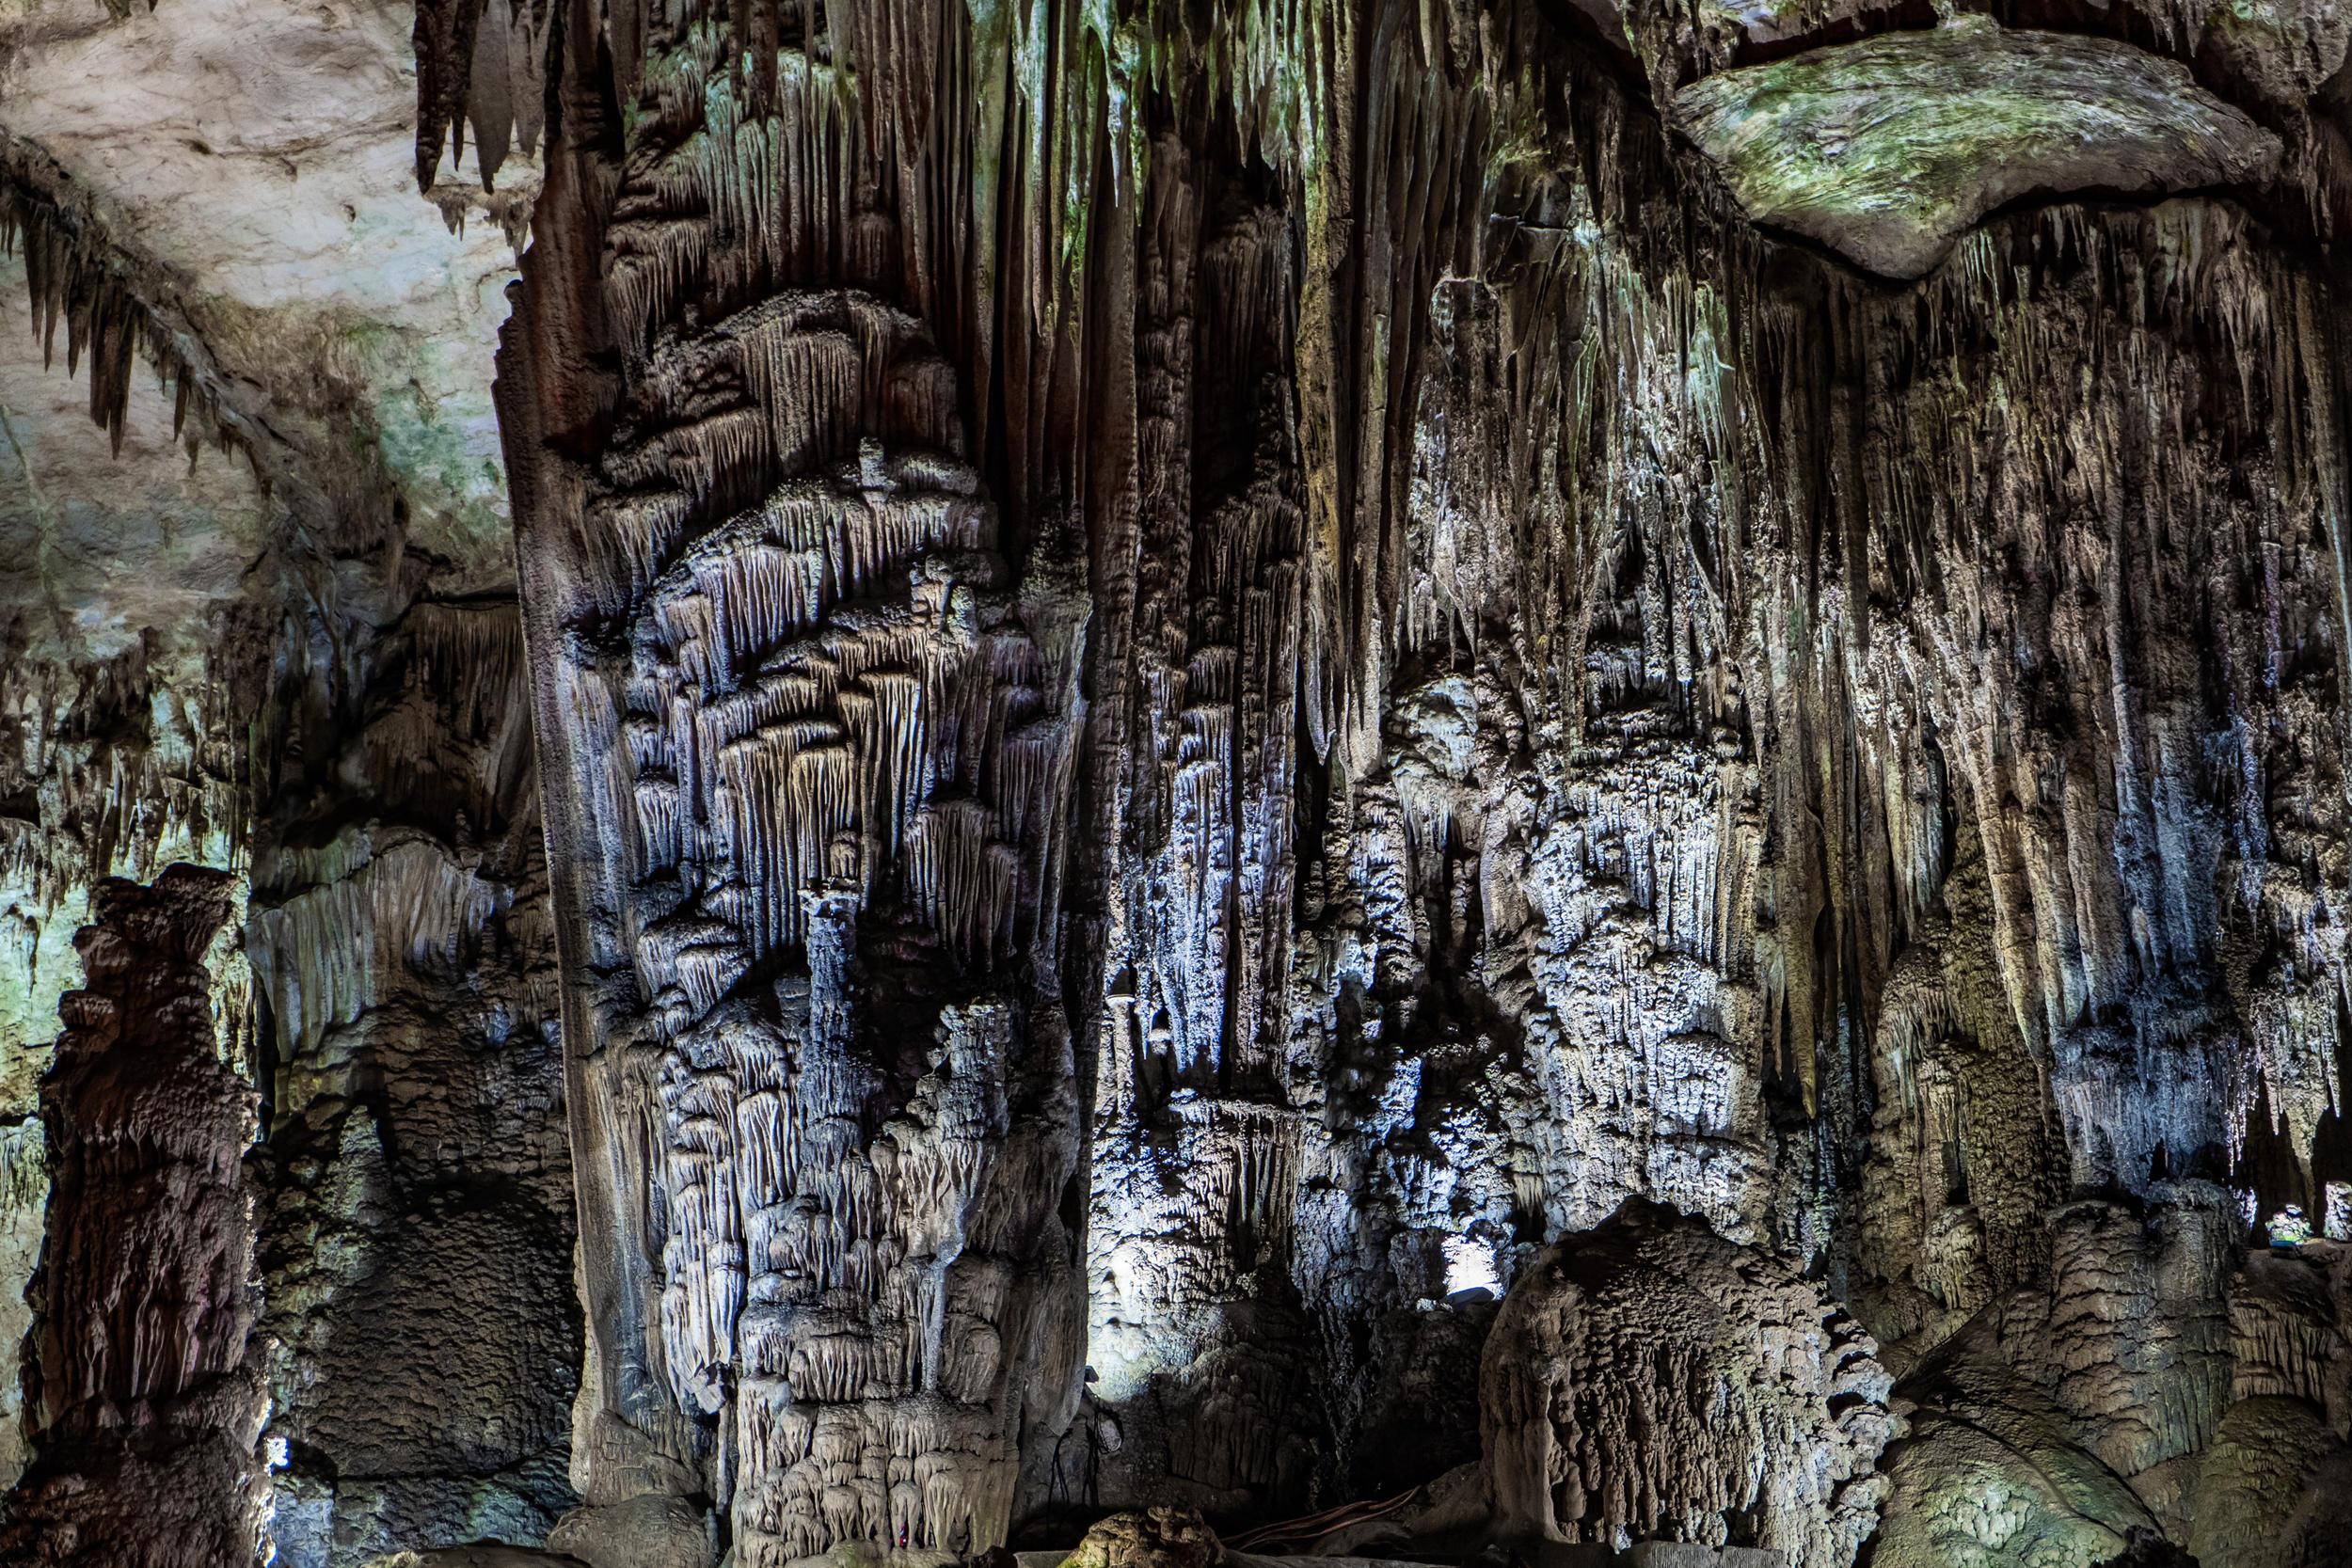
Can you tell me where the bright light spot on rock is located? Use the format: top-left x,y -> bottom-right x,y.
1442,1234 -> 1498,1297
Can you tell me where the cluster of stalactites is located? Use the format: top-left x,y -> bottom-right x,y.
603,41 -> 879,361
597,293 -> 963,547
246,832 -> 515,1058
622,436 -> 1043,1032
595,290 -> 1060,1042
0,184 -> 227,463
414,0 -> 552,194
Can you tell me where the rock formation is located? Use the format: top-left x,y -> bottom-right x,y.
0,865 -> 265,1568
1480,1201 -> 1894,1564
0,0 -> 578,1556
1063,1508 -> 1223,1568
8,0 -> 2352,1563
1672,16 -> 2284,279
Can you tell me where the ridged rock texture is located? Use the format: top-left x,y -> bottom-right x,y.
1480,1200 -> 1894,1564
0,865 -> 265,1568
8,0 -> 2352,1563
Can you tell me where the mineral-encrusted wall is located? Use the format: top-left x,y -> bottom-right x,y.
499,99 -> 1092,1558
1481,1200 -> 1894,1567
250,598 -> 579,1566
473,0 -> 2352,1558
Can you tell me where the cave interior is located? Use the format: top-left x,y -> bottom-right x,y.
3,0 -> 2352,1566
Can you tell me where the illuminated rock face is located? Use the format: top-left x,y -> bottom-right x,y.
508,270 -> 1088,1567
13,0 -> 2352,1562
1481,1201 -> 1895,1566
481,0 -> 2352,1556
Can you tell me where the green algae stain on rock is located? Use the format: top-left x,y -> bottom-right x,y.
1671,16 -> 2281,279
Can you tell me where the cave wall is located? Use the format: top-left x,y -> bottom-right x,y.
0,234 -> 277,1491
0,3 -> 582,1550
249,595 -> 579,1566
470,0 -> 2352,1556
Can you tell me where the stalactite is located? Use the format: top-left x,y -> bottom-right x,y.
0,182 -> 221,458
248,834 -> 512,1057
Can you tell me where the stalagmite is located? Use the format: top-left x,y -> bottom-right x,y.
0,865 -> 266,1568
1480,1199 -> 1894,1564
